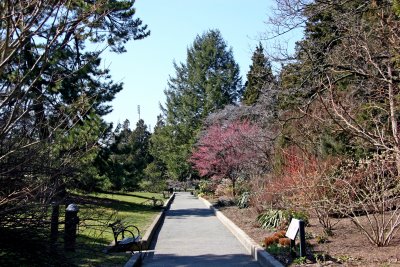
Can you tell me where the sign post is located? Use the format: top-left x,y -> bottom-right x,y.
285,218 -> 306,257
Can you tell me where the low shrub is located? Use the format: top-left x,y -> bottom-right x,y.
263,231 -> 292,248
198,180 -> 215,195
278,237 -> 291,247
273,230 -> 286,239
264,235 -> 280,247
214,179 -> 233,197
216,196 -> 235,207
287,209 -> 309,226
316,234 -> 328,244
257,209 -> 286,229
322,152 -> 400,246
257,209 -> 309,230
263,230 -> 291,248
237,192 -> 250,209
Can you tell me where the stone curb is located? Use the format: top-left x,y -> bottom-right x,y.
124,193 -> 176,267
123,252 -> 142,267
199,196 -> 283,267
141,193 -> 175,249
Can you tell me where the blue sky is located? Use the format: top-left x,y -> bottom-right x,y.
102,0 -> 300,131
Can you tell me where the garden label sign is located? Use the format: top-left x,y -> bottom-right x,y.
285,218 -> 306,258
285,218 -> 300,239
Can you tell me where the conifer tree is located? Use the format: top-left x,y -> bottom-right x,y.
0,0 -> 149,222
242,43 -> 274,105
103,119 -> 152,190
152,29 -> 242,180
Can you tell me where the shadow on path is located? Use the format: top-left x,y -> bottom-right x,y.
144,253 -> 258,267
166,208 -> 214,218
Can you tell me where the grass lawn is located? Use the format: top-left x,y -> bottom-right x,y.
66,191 -> 165,266
0,191 -> 166,267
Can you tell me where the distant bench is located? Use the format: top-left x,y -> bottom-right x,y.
107,220 -> 142,253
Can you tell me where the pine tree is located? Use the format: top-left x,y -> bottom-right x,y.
242,43 -> 274,106
0,0 -> 149,221
103,119 -> 152,190
152,29 -> 242,180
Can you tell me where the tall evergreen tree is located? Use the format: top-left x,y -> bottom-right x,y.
0,0 -> 149,223
242,43 -> 274,105
128,119 -> 152,188
103,119 -> 152,190
152,29 -> 242,180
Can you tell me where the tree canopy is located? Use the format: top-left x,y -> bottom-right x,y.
0,0 -> 149,224
242,43 -> 274,106
151,29 -> 242,181
190,120 -> 265,196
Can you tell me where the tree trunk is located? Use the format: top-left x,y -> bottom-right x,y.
231,178 -> 236,197
388,64 -> 400,174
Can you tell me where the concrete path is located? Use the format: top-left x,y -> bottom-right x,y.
142,192 -> 260,267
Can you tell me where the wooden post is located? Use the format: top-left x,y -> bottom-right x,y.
50,203 -> 59,244
64,204 -> 79,251
299,220 -> 306,257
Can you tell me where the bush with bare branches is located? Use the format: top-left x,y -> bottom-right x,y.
321,152 -> 400,246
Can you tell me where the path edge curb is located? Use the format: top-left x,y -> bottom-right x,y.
124,193 -> 176,267
199,196 -> 283,267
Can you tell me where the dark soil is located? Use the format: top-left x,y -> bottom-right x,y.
219,206 -> 400,266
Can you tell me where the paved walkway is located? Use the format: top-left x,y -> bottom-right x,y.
142,192 -> 260,267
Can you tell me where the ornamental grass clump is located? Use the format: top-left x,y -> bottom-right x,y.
257,209 -> 286,229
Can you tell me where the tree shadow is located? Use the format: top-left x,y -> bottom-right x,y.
166,208 -> 215,218
66,234 -> 131,266
142,253 -> 260,266
0,227 -> 71,267
97,190 -> 161,200
68,193 -> 155,212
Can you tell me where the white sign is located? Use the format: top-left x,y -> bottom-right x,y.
285,218 -> 300,240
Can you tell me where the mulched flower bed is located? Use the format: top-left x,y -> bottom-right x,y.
218,205 -> 400,266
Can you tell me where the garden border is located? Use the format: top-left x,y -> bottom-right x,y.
199,196 -> 283,267
124,193 -> 176,267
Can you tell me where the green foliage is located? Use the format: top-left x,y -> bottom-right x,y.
257,209 -> 309,230
237,192 -> 250,209
394,0 -> 400,17
151,29 -> 242,180
197,180 -> 215,195
95,119 -> 153,191
150,116 -> 192,181
273,0 -> 400,175
293,256 -> 307,265
313,253 -> 328,264
243,43 -> 274,105
265,242 -> 291,254
0,0 -> 149,226
288,210 -> 310,226
316,234 -> 328,244
257,209 -> 286,229
139,162 -> 167,193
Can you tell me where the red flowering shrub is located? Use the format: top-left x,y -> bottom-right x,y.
249,146 -> 340,234
190,120 -> 266,196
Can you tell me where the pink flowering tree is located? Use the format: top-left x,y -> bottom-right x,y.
190,120 -> 264,196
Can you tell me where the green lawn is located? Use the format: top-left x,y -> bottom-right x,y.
0,191 -> 166,267
65,191 -> 165,266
